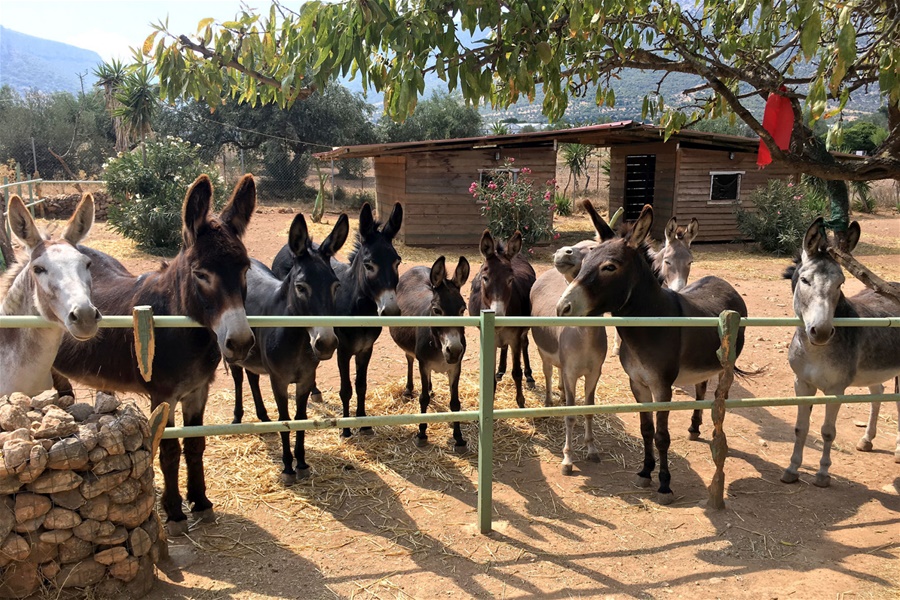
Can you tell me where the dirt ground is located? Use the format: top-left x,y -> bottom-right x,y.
51,205 -> 900,600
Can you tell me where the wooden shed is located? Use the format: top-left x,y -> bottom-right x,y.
317,121 -> 797,245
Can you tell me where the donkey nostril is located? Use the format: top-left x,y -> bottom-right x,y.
809,326 -> 817,337
94,309 -> 102,321
559,303 -> 572,316
68,310 -> 78,323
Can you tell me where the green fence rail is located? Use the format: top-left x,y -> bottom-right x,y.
1,310 -> 898,533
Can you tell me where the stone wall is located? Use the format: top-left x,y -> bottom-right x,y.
38,193 -> 112,222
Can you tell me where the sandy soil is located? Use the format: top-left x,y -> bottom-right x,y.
50,207 -> 900,600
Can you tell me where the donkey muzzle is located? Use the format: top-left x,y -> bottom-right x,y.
310,327 -> 338,361
440,332 -> 465,365
66,304 -> 102,341
807,324 -> 835,346
217,307 -> 255,362
376,290 -> 401,317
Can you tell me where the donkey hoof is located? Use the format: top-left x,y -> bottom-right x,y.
401,389 -> 415,399
657,492 -> 676,506
894,451 -> 900,464
586,452 -> 601,463
526,377 -> 536,390
688,429 -> 701,441
310,392 -> 323,403
231,417 -> 243,425
561,463 -> 574,476
495,372 -> 505,382
634,475 -> 653,488
414,436 -> 429,448
813,474 -> 831,488
193,508 -> 216,523
452,442 -> 468,455
280,472 -> 297,486
360,427 -> 375,436
166,519 -> 189,537
856,438 -> 873,452
296,467 -> 311,480
780,470 -> 800,484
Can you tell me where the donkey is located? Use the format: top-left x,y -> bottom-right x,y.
557,204 -> 748,504
53,174 -> 256,535
231,212 -> 349,483
468,230 -> 536,409
273,202 -> 403,438
390,256 -> 470,450
781,218 -> 900,487
1,194 -> 100,396
531,238 -> 606,474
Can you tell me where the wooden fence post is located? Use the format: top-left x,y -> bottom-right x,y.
477,309 -> 497,534
709,309 -> 740,509
132,305 -> 155,382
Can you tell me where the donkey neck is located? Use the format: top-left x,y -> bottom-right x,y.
0,261 -> 33,316
615,257 -> 677,318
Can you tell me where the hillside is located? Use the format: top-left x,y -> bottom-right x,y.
0,26 -> 101,94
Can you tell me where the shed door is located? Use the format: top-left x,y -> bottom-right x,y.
624,154 -> 656,221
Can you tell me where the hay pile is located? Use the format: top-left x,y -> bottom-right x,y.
0,391 -> 165,599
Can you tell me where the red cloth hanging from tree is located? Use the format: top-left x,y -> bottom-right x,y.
757,88 -> 793,167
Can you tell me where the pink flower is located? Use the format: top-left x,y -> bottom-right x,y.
488,182 -> 497,190
544,191 -> 552,201
508,157 -> 515,163
521,167 -> 531,174
553,233 -> 560,240
469,182 -> 478,194
787,183 -> 794,188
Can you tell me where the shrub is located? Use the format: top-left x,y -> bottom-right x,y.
470,159 -> 557,248
554,193 -> 573,216
345,190 -> 375,210
735,180 -> 820,256
105,137 -> 224,255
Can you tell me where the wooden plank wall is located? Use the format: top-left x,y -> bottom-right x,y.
373,156 -> 406,226
675,148 -> 794,242
396,147 -> 557,247
609,143 -> 678,239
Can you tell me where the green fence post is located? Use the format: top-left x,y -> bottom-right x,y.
132,305 -> 155,382
477,309 -> 497,534
709,309 -> 741,509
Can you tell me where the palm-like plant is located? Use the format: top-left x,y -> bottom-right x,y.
561,143 -> 594,196
114,65 -> 159,164
490,121 -> 510,135
93,59 -> 130,153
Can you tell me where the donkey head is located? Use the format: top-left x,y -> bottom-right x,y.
286,212 -> 349,360
474,230 -> 522,317
658,216 -> 698,292
557,202 -> 655,317
7,193 -> 101,340
427,256 -> 470,364
351,202 -> 403,316
790,217 -> 860,346
180,174 -> 256,362
553,239 -> 599,283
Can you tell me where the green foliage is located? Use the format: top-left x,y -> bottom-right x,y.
553,193 -> 573,216
560,143 -> 594,194
735,180 -> 821,256
376,92 -> 482,143
688,117 -> 752,137
490,122 -> 510,135
105,137 -> 223,255
469,159 -> 557,248
840,121 -> 887,154
344,190 -> 374,210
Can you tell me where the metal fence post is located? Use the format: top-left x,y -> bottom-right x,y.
477,309 -> 497,534
709,309 -> 741,509
132,305 -> 155,382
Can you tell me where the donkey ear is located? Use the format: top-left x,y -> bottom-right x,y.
320,213 -> 349,258
381,202 -> 403,240
505,231 -> 523,258
220,174 -> 256,238
627,204 -> 654,248
430,256 -> 447,288
182,174 -> 213,247
845,221 -> 861,253
802,217 -> 827,257
479,230 -> 496,258
581,200 -> 615,242
453,256 -> 470,287
63,193 -> 95,246
7,195 -> 42,250
288,213 -> 310,258
664,217 -> 677,245
684,218 -> 699,247
358,203 -> 376,239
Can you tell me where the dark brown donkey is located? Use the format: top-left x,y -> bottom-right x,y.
556,205 -> 748,504
53,174 -> 257,535
468,230 -> 537,408
390,256 -> 470,450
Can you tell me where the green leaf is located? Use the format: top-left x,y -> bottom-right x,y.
537,42 -> 552,65
197,17 -> 215,32
800,11 -> 820,60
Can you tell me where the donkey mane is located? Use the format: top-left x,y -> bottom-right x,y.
615,221 -> 664,283
346,217 -> 387,263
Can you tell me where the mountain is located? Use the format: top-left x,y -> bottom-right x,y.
0,26 -> 101,95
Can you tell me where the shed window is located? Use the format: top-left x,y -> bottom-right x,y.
478,168 -> 519,187
709,171 -> 744,203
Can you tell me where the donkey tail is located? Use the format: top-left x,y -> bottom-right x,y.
734,364 -> 767,379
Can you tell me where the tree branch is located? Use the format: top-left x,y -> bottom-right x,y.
828,247 -> 900,304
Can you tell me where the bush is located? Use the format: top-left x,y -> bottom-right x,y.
105,137 -> 224,255
735,180 -> 820,256
345,190 -> 375,210
469,159 -> 557,248
554,193 -> 573,216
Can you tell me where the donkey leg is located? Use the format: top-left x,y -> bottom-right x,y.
448,364 -> 466,451
894,400 -> 900,464
541,355 -> 554,407
415,362 -> 431,447
355,347 -> 375,435
403,354 -> 416,399
182,385 -> 215,524
630,380 -> 656,488
611,329 -> 622,357
157,400 -> 188,536
654,408 -> 675,504
246,371 -> 271,422
231,366 -> 245,424
856,384 -> 883,453
272,377 -> 296,484
51,370 -> 75,398
782,378 -> 817,484
337,347 -> 354,438
560,375 -> 577,475
583,367 -> 603,463
310,373 -> 323,403
496,345 -> 508,381
522,333 -> 536,389
293,379 -> 312,479
814,395 -> 843,488
689,380 -> 708,440
510,336 -> 526,409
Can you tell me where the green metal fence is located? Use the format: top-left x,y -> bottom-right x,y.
1,311 -> 898,533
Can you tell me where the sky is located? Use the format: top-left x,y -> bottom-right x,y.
0,0 -> 265,61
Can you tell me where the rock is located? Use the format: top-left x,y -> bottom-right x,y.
27,410 -> 43,421
141,513 -> 161,544
55,558 -> 106,587
108,494 -> 155,529
27,469 -> 83,494
14,514 -> 45,533
47,437 -> 89,470
44,507 -> 82,530
8,393 -> 30,409
1,439 -> 33,476
94,525 -> 128,545
0,404 -> 29,432
73,518 -> 115,542
40,560 -> 61,580
0,474 -> 23,494
51,488 -> 86,510
14,493 -> 52,522
95,546 -> 129,565
108,479 -> 141,505
98,423 -> 125,455
124,431 -> 144,452
40,528 -> 74,544
0,428 -> 31,446
56,395 -> 75,409
77,423 -> 99,451
58,535 -> 93,563
108,555 -> 140,582
67,403 -> 95,422
88,446 -> 109,463
39,439 -> 54,451
130,450 -> 150,479
0,533 -> 30,561
79,493 -> 110,521
30,390 -> 58,410
34,406 -> 78,439
80,469 -> 130,499
129,526 -> 152,557
94,453 -> 132,475
0,559 -> 40,597
94,391 -> 121,414
137,465 -> 154,493
0,499 -> 14,543
28,539 -> 60,564
17,443 -> 48,484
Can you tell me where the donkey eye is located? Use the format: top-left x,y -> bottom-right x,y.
85,260 -> 92,269
33,265 -> 46,275
664,260 -> 672,266
364,262 -> 375,273
800,277 -> 810,285
433,306 -> 444,316
295,283 -> 312,296
194,270 -> 211,283
602,264 -> 617,272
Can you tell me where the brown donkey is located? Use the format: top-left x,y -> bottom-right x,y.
53,174 -> 257,535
